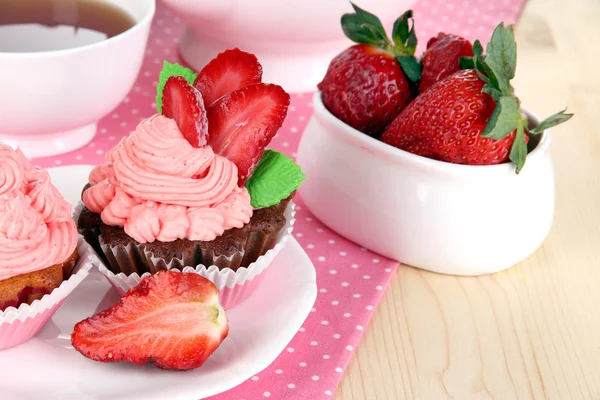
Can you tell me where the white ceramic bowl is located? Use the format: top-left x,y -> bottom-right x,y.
296,92 -> 555,276
160,0 -> 414,93
0,0 -> 155,158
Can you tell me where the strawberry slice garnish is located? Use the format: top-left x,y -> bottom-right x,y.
194,48 -> 263,106
207,83 -> 289,185
162,76 -> 209,147
71,271 -> 228,371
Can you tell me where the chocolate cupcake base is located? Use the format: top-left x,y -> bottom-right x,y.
77,198 -> 292,276
87,202 -> 296,309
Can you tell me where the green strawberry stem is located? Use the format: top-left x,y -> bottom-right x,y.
341,4 -> 421,82
463,23 -> 573,173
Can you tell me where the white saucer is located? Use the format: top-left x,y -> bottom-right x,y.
0,123 -> 96,159
0,166 -> 318,400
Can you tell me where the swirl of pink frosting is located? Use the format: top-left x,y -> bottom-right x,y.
0,144 -> 78,281
83,115 -> 253,244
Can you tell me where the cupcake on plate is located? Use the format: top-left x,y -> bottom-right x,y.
77,50 -> 304,309
0,144 -> 94,350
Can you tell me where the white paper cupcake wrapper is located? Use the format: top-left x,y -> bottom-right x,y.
0,236 -> 97,350
96,202 -> 296,309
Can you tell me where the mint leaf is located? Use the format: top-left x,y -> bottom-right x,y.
530,109 -> 573,134
510,119 -> 528,173
482,96 -> 519,139
156,61 -> 198,113
245,150 -> 306,208
396,55 -> 421,82
485,23 -> 517,93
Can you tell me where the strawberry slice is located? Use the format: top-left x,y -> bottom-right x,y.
71,271 -> 228,371
207,83 -> 290,185
194,48 -> 263,106
162,76 -> 209,147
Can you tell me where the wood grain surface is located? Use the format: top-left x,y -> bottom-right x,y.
334,0 -> 600,398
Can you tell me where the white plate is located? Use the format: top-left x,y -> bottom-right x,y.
0,166 -> 318,400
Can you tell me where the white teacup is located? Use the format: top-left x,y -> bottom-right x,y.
297,92 -> 555,276
0,0 -> 155,158
160,0 -> 415,93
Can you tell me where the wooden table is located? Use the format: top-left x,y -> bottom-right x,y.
335,0 -> 600,397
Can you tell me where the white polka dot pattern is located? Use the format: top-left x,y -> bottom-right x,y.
31,0 -> 528,398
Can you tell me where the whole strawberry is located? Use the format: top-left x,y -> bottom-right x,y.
71,270 -> 228,370
419,32 -> 473,93
318,5 -> 421,137
381,23 -> 572,172
383,69 -> 513,163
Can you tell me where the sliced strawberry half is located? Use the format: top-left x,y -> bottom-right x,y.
162,76 -> 209,147
71,271 -> 228,371
194,48 -> 263,106
207,83 -> 290,185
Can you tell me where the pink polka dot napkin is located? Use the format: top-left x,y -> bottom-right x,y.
33,0 -> 528,397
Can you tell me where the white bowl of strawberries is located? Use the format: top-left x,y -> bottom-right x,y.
297,7 -> 572,275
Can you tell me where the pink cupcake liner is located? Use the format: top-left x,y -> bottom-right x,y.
96,202 -> 296,309
0,237 -> 96,350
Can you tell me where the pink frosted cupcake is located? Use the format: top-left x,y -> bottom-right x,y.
0,144 -> 94,350
77,51 -> 304,308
